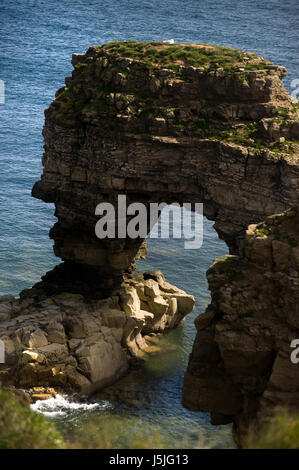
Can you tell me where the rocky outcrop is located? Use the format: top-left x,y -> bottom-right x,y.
183,207 -> 299,445
0,269 -> 194,394
32,41 -> 299,276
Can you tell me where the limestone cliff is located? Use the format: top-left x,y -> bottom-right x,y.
183,207 -> 299,445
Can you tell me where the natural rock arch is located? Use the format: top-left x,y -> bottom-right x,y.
33,42 -> 299,282
30,42 -> 299,442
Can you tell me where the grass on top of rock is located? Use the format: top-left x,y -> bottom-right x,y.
205,124 -> 297,154
254,213 -> 298,247
102,41 -> 270,72
213,255 -> 239,272
210,255 -> 245,282
254,226 -> 271,238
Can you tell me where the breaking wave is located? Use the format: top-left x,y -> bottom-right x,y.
31,394 -> 111,418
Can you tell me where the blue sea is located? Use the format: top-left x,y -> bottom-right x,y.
0,0 -> 298,448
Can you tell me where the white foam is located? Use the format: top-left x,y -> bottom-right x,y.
31,393 -> 110,418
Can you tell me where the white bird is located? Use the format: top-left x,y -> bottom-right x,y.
162,39 -> 175,44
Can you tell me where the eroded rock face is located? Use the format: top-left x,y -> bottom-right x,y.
183,207 -> 299,445
0,269 -> 194,394
32,42 -> 299,277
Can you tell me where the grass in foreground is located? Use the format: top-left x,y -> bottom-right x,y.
245,409 -> 299,449
0,389 -> 64,449
0,389 -> 165,449
1,389 -> 298,449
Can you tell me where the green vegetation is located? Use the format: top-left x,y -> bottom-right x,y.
205,124 -> 297,155
0,390 -> 64,449
52,85 -> 89,123
65,415 -> 168,449
52,80 -> 297,157
74,62 -> 89,70
255,227 -> 271,237
0,389 -> 167,449
213,255 -> 244,282
245,409 -> 299,449
103,41 -> 268,72
208,123 -> 259,145
291,103 -> 299,114
254,218 -> 298,247
49,41 -> 298,161
140,103 -> 165,120
170,108 -> 209,131
2,389 -> 299,449
214,255 -> 239,272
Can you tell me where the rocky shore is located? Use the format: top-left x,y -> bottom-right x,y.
0,269 -> 194,395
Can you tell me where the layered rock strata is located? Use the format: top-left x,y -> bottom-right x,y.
32,41 -> 299,275
183,207 -> 299,444
0,269 -> 194,394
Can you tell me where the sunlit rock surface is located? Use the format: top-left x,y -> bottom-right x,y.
0,269 -> 194,394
